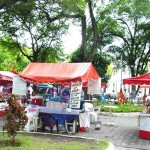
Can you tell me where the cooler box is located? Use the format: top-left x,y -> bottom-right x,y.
139,114 -> 150,140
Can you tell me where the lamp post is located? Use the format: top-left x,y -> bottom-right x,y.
120,51 -> 123,90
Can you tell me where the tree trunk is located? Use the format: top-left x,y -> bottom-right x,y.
87,0 -> 98,61
81,15 -> 87,61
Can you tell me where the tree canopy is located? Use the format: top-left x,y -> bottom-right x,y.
97,0 -> 150,77
0,0 -> 69,63
0,0 -> 149,79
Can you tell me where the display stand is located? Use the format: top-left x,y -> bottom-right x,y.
139,113 -> 150,139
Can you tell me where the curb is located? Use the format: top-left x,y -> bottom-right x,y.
106,142 -> 114,150
100,112 -> 140,117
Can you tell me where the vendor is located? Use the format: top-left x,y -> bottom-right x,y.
0,86 -> 5,102
0,89 -> 6,103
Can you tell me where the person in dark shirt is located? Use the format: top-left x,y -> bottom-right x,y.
0,92 -> 6,102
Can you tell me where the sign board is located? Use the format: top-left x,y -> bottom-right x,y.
70,82 -> 82,109
69,93 -> 81,108
71,82 -> 82,93
12,75 -> 26,95
87,77 -> 101,94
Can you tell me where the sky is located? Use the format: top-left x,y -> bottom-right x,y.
62,25 -> 81,54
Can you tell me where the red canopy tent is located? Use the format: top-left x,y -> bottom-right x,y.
0,72 -> 13,85
123,72 -> 150,85
140,85 -> 150,88
19,62 -> 100,84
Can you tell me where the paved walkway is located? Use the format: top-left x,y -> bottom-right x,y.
1,112 -> 150,149
73,113 -> 150,150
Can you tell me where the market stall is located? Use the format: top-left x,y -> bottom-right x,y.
123,72 -> 150,139
123,72 -> 150,85
0,71 -> 15,98
15,62 -> 100,133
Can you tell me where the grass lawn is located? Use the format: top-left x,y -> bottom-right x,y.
0,132 -> 109,150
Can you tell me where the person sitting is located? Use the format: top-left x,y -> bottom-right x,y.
111,90 -> 117,100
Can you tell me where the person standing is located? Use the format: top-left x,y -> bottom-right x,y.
118,89 -> 124,104
124,89 -> 129,102
143,94 -> 147,105
0,86 -> 6,102
130,89 -> 136,103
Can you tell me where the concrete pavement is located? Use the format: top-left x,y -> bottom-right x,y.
73,113 -> 150,150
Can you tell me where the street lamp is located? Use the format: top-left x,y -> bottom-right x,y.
120,51 -> 123,90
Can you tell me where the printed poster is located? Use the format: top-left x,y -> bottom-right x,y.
69,93 -> 81,108
70,82 -> 82,109
12,75 -> 26,95
87,77 -> 101,94
71,82 -> 82,93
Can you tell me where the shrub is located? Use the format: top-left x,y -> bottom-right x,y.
94,99 -> 144,113
3,94 -> 28,146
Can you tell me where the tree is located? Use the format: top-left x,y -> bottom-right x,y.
97,0 -> 150,77
0,1 -> 68,62
57,0 -> 104,61
79,0 -> 99,61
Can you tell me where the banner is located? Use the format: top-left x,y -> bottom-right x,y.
12,75 -> 26,95
71,82 -> 82,93
87,77 -> 101,94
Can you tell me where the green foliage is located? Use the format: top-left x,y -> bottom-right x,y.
99,102 -> 144,113
0,37 -> 29,71
3,95 -> 28,146
0,0 -> 68,62
97,0 -> 150,77
92,53 -> 111,83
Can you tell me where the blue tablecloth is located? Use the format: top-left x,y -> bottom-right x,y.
39,106 -> 80,125
41,113 -> 77,125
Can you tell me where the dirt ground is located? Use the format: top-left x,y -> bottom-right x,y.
22,132 -> 99,144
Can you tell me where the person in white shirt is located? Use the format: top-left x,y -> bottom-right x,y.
111,90 -> 117,100
146,94 -> 150,105
124,89 -> 129,100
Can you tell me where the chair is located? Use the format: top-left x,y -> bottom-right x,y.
84,102 -> 98,122
24,114 -> 39,132
24,108 -> 40,132
39,113 -> 59,133
65,119 -> 77,134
